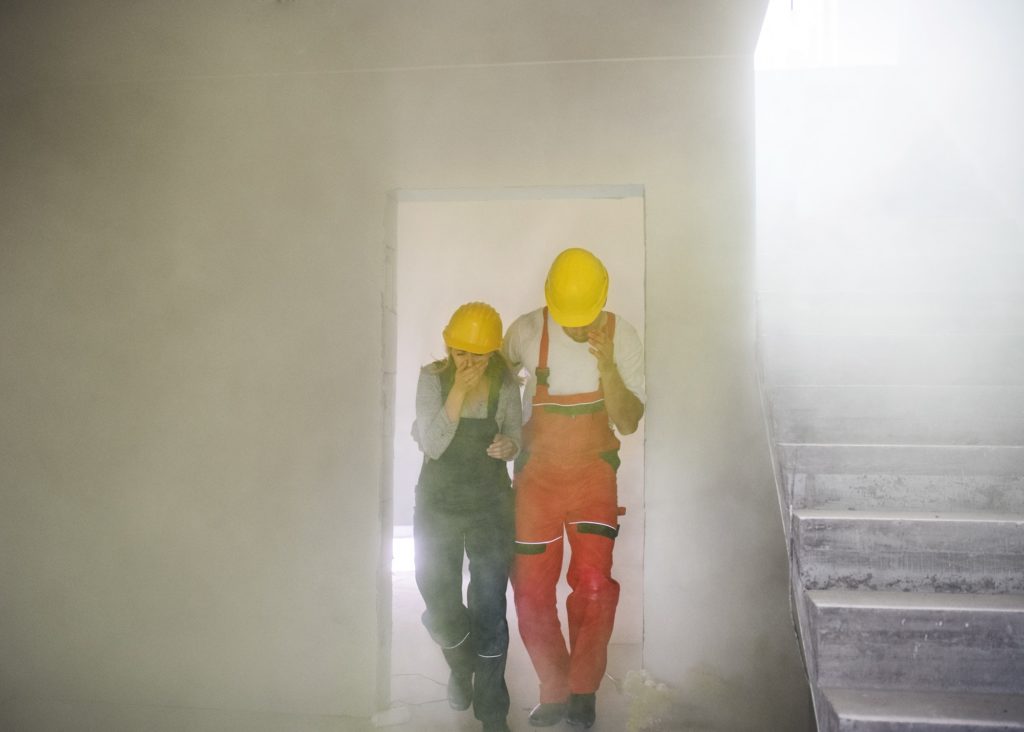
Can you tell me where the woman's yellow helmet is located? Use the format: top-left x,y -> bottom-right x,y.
443,302 -> 503,354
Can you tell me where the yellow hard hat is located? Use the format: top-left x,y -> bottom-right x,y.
544,248 -> 609,327
443,302 -> 503,354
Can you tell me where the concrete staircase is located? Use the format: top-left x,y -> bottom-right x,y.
756,20 -> 1024,726
756,218 -> 1024,732
761,323 -> 1024,731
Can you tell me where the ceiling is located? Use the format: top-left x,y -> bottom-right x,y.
0,1 -> 769,91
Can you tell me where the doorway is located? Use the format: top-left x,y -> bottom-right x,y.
387,186 -> 646,724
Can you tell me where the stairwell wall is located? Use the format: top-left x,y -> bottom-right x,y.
0,2 -> 810,729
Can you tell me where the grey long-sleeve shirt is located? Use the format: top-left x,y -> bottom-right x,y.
413,366 -> 522,462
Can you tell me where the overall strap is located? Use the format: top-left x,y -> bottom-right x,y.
538,308 -> 551,368
486,357 -> 502,420
536,308 -> 552,389
536,309 -> 615,391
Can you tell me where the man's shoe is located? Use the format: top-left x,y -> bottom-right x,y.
482,720 -> 511,732
447,672 -> 472,711
528,700 -> 568,727
567,692 -> 596,728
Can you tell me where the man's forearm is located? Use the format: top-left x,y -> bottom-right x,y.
599,365 -> 644,435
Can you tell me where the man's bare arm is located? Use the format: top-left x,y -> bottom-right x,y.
588,329 -> 644,435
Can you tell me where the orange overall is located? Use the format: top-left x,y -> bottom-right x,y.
511,309 -> 622,703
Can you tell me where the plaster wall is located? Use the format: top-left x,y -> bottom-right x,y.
0,2 -> 808,729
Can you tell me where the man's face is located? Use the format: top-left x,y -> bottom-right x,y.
562,314 -> 601,343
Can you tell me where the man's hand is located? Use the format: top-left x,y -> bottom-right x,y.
588,326 -> 645,435
486,434 -> 517,460
588,329 -> 616,375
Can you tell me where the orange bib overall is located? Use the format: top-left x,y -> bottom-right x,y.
511,308 -> 622,703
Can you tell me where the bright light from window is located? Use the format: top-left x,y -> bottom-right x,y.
755,0 -> 900,70
392,530 -> 416,573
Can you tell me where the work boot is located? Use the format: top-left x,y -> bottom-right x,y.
567,692 -> 596,728
447,671 -> 473,711
482,720 -> 511,732
528,700 -> 568,727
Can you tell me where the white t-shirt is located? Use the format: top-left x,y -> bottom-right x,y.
502,308 -> 646,424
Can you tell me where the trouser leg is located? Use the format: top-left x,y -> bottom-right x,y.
512,462 -> 571,703
565,460 -> 621,694
565,526 -> 619,694
464,490 -> 514,722
512,540 -> 569,703
414,500 -> 475,677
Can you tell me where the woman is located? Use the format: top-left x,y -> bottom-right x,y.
413,301 -> 521,732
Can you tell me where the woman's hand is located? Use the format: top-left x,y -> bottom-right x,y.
486,434 -> 517,461
452,356 -> 488,393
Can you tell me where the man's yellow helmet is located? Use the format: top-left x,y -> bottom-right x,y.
544,248 -> 609,327
443,302 -> 503,354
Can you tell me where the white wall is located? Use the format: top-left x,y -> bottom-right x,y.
0,2 -> 810,730
756,0 -> 1024,390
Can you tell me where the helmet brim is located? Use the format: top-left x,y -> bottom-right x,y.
546,300 -> 604,328
443,332 -> 500,354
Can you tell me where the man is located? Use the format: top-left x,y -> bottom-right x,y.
502,248 -> 645,728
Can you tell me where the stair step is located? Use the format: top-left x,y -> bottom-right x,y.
807,590 -> 1024,695
757,292 -> 1024,338
820,687 -> 1024,731
758,235 -> 1024,294
779,444 -> 1024,514
789,471 -> 1024,514
762,332 -> 1024,386
767,385 -> 1024,445
781,444 -> 1024,476
793,509 -> 1024,593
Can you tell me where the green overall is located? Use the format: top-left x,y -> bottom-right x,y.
414,357 -> 514,724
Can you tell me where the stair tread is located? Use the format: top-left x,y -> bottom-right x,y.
794,507 -> 1024,523
807,589 -> 1024,611
822,687 -> 1024,724
767,385 -> 1024,445
779,443 -> 1024,475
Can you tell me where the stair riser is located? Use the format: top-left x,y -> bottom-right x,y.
762,333 -> 1024,387
757,292 -> 1024,339
779,445 -> 1024,477
835,721 -> 1024,732
811,606 -> 1024,694
758,240 -> 1024,295
795,517 -> 1024,593
820,688 -> 1024,732
767,386 -> 1024,445
789,472 -> 1024,514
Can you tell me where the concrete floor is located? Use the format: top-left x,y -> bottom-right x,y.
387,534 -> 641,732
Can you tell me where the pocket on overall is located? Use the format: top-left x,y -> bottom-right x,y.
598,449 -> 621,472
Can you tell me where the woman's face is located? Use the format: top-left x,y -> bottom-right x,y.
451,349 -> 491,370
